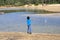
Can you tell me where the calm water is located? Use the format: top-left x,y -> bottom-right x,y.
0,12 -> 60,34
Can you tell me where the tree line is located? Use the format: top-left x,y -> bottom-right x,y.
0,0 -> 60,6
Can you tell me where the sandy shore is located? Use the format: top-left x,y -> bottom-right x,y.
37,13 -> 60,16
0,4 -> 60,13
0,32 -> 60,40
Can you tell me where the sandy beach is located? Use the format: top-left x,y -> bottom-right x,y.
0,32 -> 60,40
0,4 -> 60,13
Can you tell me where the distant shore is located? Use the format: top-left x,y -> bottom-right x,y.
0,32 -> 60,40
0,4 -> 60,13
37,13 -> 60,17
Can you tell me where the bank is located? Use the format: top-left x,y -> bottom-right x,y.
0,32 -> 60,40
0,4 -> 60,13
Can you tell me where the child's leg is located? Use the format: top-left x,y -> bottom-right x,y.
29,25 -> 32,34
27,25 -> 29,33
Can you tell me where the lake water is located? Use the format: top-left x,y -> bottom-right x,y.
0,12 -> 60,34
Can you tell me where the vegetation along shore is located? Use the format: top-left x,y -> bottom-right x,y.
0,0 -> 60,13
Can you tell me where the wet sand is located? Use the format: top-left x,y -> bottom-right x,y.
0,32 -> 60,40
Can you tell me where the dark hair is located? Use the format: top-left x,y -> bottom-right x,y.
27,16 -> 30,19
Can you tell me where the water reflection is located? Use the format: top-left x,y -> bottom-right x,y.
0,12 -> 60,34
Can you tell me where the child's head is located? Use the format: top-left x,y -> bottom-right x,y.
27,16 -> 30,19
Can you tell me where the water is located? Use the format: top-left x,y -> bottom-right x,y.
0,12 -> 60,34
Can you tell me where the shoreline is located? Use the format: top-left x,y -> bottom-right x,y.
38,13 -> 60,16
0,32 -> 60,40
0,4 -> 60,13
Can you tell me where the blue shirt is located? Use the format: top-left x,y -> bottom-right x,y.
27,19 -> 31,25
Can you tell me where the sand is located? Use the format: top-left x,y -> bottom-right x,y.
0,32 -> 60,40
37,13 -> 60,17
24,4 -> 60,12
0,4 -> 60,12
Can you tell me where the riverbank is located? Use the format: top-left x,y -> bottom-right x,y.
0,4 -> 60,13
0,32 -> 60,40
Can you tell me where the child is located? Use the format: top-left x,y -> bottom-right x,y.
27,16 -> 32,34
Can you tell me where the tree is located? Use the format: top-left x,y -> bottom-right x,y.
0,0 -> 60,6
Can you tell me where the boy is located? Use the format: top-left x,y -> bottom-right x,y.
27,16 -> 32,34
